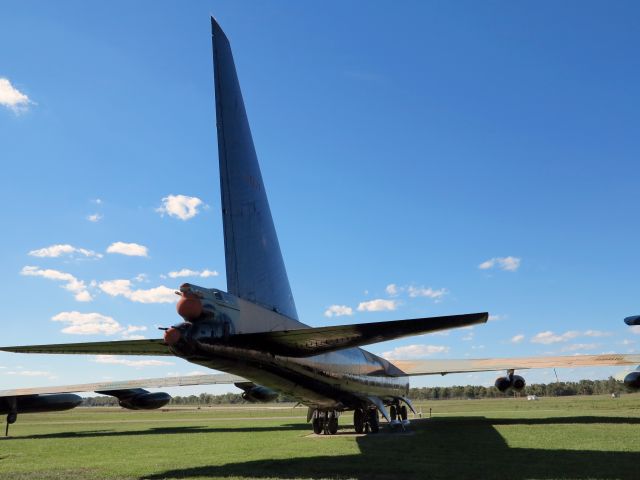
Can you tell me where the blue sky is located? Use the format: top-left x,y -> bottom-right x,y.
1,1 -> 639,396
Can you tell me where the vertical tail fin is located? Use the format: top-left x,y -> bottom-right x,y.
211,18 -> 298,320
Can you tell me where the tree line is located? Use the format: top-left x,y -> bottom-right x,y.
80,377 -> 627,406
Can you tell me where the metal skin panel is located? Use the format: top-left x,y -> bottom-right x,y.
212,17 -> 298,321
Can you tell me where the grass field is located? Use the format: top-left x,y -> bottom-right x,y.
2,394 -> 640,479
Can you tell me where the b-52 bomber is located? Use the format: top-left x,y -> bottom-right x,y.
2,18 -> 639,437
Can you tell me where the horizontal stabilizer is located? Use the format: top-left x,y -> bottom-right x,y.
393,353 -> 640,376
0,339 -> 171,356
0,373 -> 245,398
227,312 -> 488,357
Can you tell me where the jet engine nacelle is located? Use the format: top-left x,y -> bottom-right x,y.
623,371 -> 640,390
235,382 -> 278,403
495,375 -> 526,393
0,393 -> 82,415
96,389 -> 171,410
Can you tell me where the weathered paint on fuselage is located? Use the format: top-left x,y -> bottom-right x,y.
170,286 -> 409,410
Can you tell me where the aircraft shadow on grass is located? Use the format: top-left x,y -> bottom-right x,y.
135,417 -> 640,480
17,423 -> 310,440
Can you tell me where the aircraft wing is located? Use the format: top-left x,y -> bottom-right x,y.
227,312 -> 488,357
0,339 -> 171,355
392,353 -> 640,376
0,373 -> 245,397
0,313 -> 486,358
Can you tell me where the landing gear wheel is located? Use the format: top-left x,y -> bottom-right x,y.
390,405 -> 397,421
400,405 -> 408,421
312,417 -> 322,434
368,409 -> 379,434
328,417 -> 338,435
354,408 -> 365,434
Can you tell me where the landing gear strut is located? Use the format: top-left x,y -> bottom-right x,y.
5,397 -> 17,437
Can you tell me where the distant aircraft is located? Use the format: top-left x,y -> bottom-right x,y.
2,18 -> 639,437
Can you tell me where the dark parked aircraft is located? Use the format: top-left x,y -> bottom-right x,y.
2,18 -> 639,436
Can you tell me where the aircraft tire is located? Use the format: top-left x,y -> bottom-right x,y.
312,417 -> 322,434
368,410 -> 379,434
354,408 -> 365,434
400,405 -> 408,421
328,417 -> 338,435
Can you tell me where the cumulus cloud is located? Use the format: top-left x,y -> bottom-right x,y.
87,213 -> 103,222
324,305 -> 353,317
168,268 -> 219,278
156,194 -> 204,220
4,370 -> 52,377
51,311 -> 147,338
510,334 -> 525,344
385,284 -> 399,296
407,286 -> 448,300
106,242 -> 148,257
28,244 -> 102,259
584,330 -> 613,338
99,279 -> 177,304
531,330 -> 580,344
560,343 -> 598,352
20,266 -> 92,301
357,299 -> 398,312
478,256 -> 521,272
382,344 -> 449,360
0,78 -> 32,113
93,355 -> 173,368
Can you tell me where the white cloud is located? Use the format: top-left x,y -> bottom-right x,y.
478,256 -> 521,272
20,266 -> 92,301
583,330 -> 612,338
156,194 -> 203,220
168,268 -> 219,278
357,299 -> 398,312
531,330 -> 580,344
106,242 -> 148,257
28,244 -> 102,259
4,370 -> 52,377
462,332 -> 474,341
385,284 -> 399,296
99,279 -> 177,304
324,305 -> 353,317
488,314 -> 505,322
510,334 -> 525,344
93,355 -> 173,368
407,286 -> 448,300
52,311 -> 122,335
0,78 -> 32,113
51,311 -> 147,338
560,343 -> 598,352
121,325 -> 147,340
382,344 -> 450,360
631,326 -> 640,335
87,213 -> 103,222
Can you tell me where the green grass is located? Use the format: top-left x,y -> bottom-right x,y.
2,394 -> 640,479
